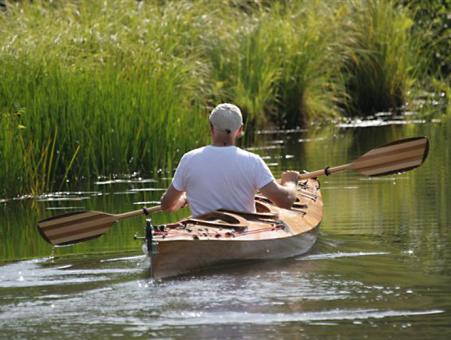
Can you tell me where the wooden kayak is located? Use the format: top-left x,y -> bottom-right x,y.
36,137 -> 428,279
146,178 -> 323,279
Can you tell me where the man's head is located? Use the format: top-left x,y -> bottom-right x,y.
209,103 -> 243,135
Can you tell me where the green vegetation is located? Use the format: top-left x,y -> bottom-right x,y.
341,0 -> 421,114
398,0 -> 450,77
0,0 -> 445,197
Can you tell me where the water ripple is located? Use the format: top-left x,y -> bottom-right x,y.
299,252 -> 390,261
150,308 -> 444,326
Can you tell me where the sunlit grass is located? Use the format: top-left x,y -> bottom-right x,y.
340,0 -> 422,114
208,1 -> 345,128
0,0 -> 211,196
0,0 -> 433,197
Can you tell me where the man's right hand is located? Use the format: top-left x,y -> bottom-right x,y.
281,171 -> 300,185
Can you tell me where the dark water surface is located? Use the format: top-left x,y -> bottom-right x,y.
1,115 -> 450,339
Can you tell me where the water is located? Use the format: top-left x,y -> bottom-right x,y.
1,114 -> 450,339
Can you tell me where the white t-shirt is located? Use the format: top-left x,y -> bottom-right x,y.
172,145 -> 274,217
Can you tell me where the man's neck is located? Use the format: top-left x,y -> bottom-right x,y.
211,135 -> 236,147
211,141 -> 235,147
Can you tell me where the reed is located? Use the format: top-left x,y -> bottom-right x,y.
0,111 -> 26,197
207,1 -> 345,129
0,0 -> 211,196
0,0 -> 431,197
272,1 -> 346,126
340,0 -> 422,115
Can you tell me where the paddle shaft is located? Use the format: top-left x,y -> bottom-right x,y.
298,164 -> 351,180
114,205 -> 162,220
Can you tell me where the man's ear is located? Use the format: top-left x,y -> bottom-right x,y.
235,125 -> 244,138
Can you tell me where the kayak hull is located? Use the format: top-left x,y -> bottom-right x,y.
149,178 -> 323,279
150,228 -> 318,279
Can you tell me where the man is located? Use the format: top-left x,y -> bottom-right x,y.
160,103 -> 299,217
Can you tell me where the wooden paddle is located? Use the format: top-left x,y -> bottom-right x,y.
37,205 -> 161,246
298,136 -> 429,180
38,136 -> 428,246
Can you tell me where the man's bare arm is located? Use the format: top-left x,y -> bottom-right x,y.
259,171 -> 299,209
160,184 -> 187,212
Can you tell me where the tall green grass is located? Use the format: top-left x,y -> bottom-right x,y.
0,0 -> 433,197
0,0 -> 211,196
340,0 -> 422,114
208,1 -> 345,128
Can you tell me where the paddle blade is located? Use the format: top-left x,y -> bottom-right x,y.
351,137 -> 429,176
37,211 -> 117,246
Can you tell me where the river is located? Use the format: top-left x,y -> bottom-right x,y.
0,113 -> 450,339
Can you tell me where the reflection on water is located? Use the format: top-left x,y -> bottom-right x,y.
0,114 -> 450,338
0,248 -> 448,338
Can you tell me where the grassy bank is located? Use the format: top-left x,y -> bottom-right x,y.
0,0 -> 438,197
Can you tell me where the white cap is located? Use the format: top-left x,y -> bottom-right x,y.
209,103 -> 243,134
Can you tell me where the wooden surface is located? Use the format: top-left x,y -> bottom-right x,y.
37,205 -> 162,246
351,137 -> 429,176
298,136 -> 429,179
38,211 -> 117,246
150,178 -> 323,279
